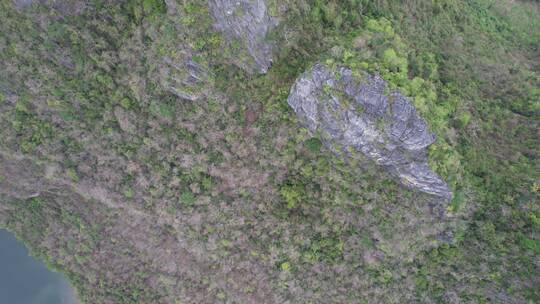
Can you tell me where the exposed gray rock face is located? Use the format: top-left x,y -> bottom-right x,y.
208,0 -> 277,74
288,64 -> 452,199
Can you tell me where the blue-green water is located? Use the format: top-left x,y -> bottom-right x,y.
0,229 -> 78,304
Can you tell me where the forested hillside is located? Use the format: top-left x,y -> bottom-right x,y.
0,0 -> 538,303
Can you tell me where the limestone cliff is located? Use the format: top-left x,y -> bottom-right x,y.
288,64 -> 452,199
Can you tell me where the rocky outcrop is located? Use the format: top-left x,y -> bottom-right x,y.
208,0 -> 277,74
288,64 -> 452,199
159,57 -> 209,101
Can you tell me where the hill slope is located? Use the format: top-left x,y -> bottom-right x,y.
0,0 -> 538,303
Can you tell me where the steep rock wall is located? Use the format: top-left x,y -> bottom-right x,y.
208,0 -> 277,74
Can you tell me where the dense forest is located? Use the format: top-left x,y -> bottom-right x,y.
0,0 -> 538,303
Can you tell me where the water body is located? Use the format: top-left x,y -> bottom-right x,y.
0,229 -> 78,304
